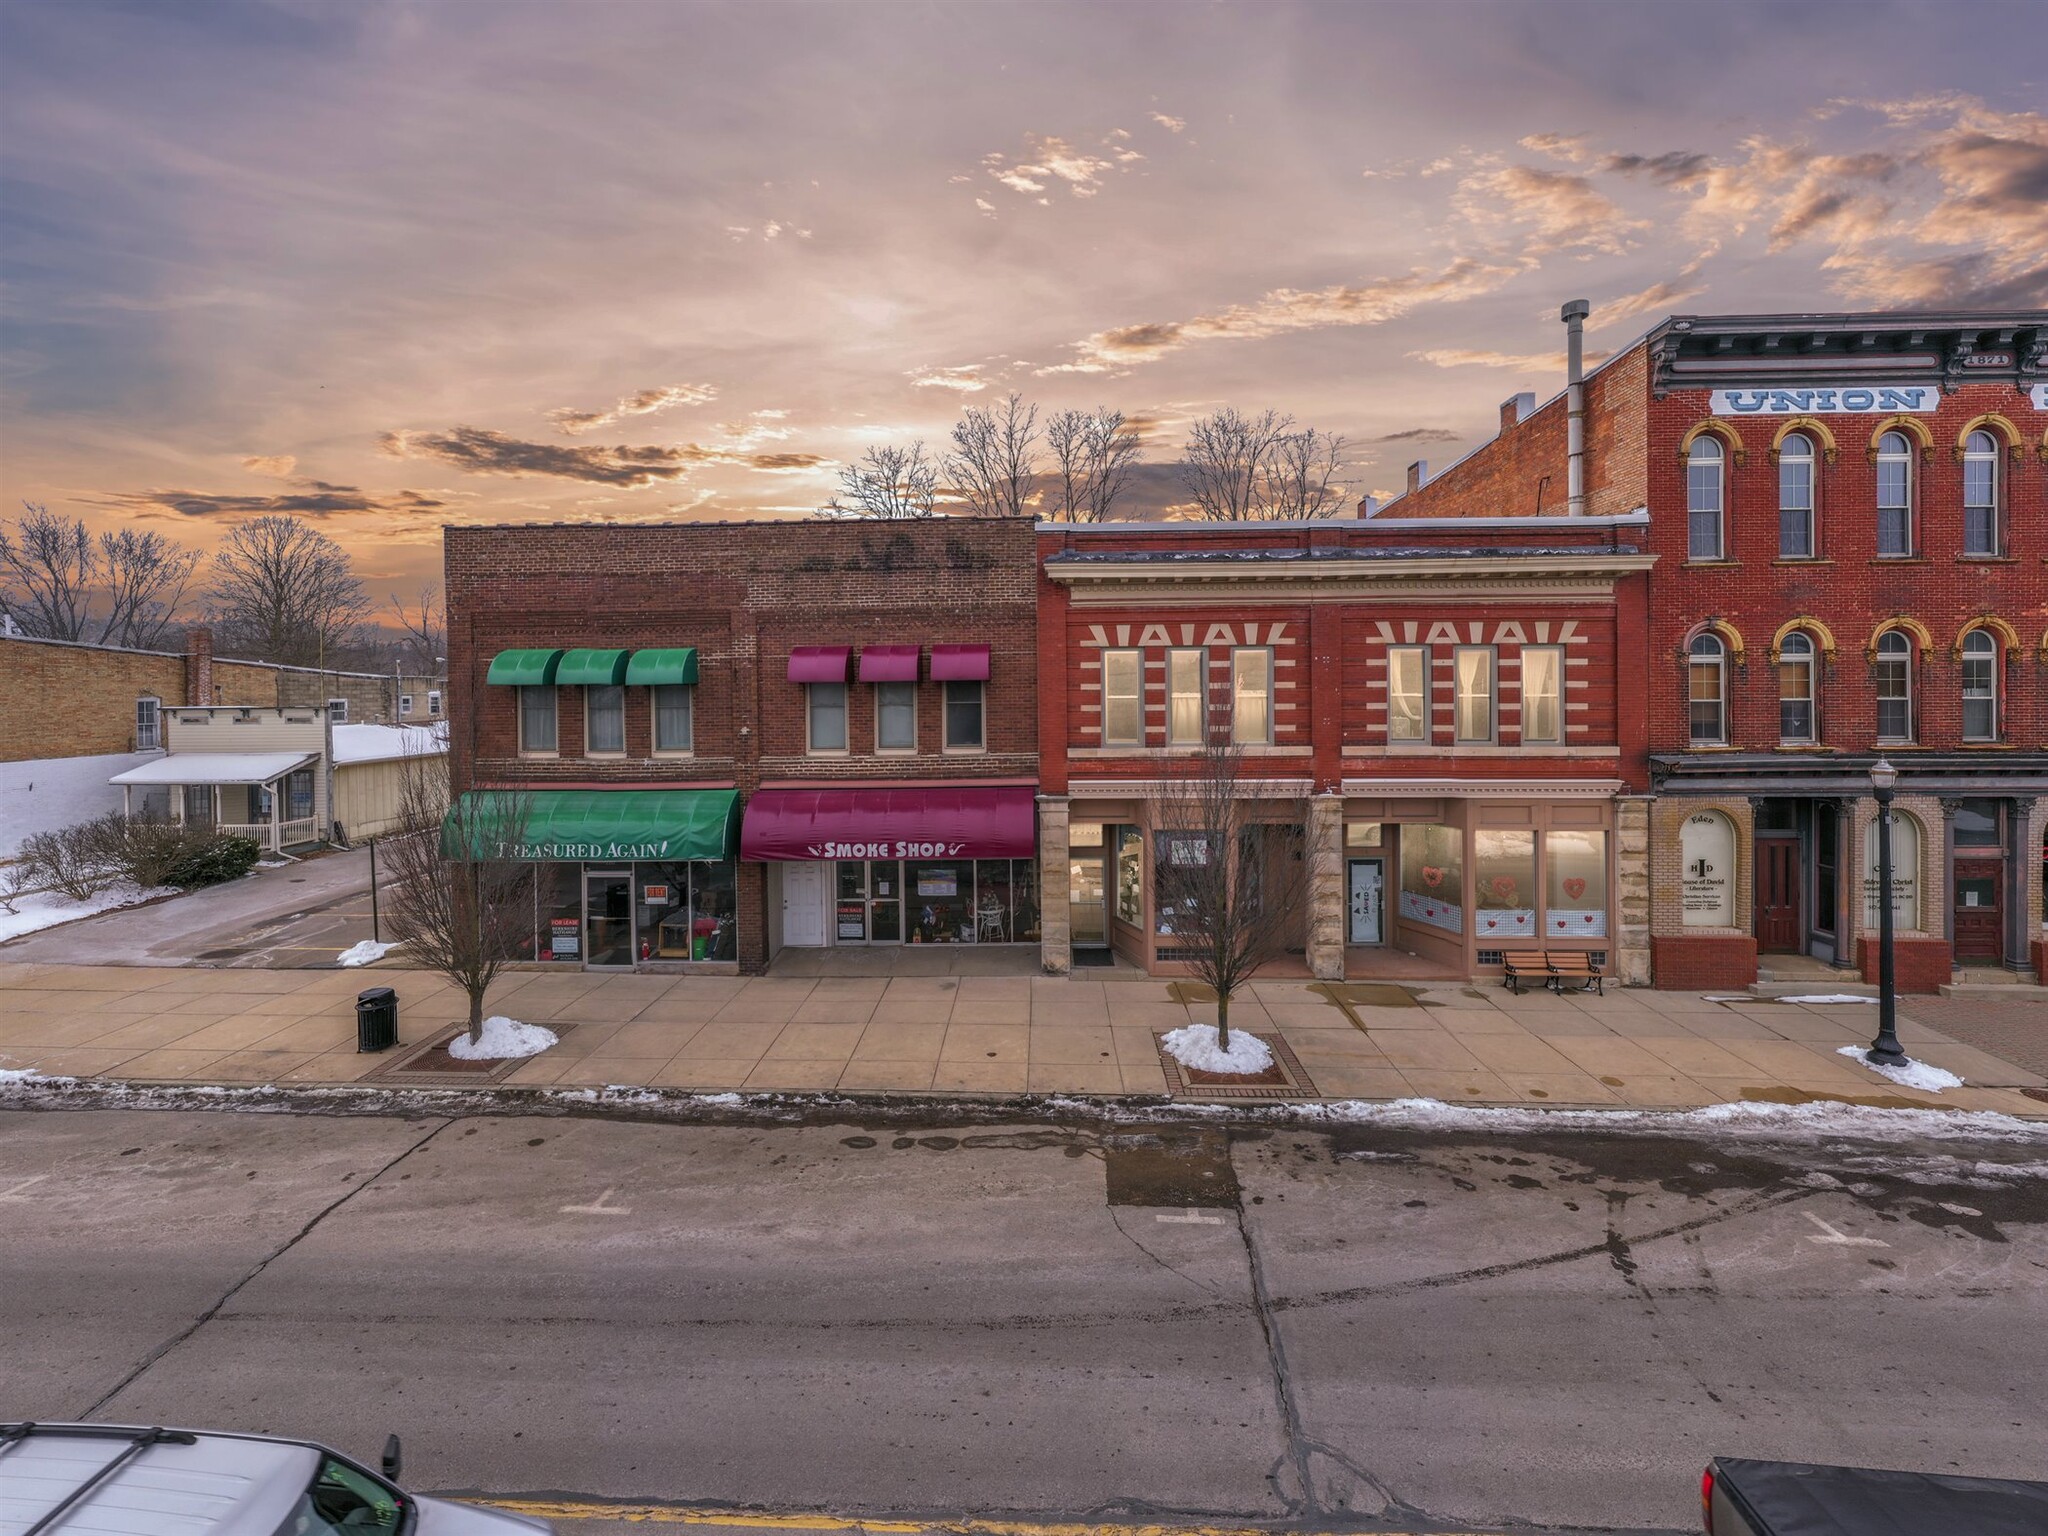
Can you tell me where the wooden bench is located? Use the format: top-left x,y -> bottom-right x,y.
1500,951 -> 1551,994
1546,951 -> 1605,995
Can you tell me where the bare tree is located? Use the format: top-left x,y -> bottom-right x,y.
380,754 -> 535,1043
1047,408 -> 1142,522
945,393 -> 1039,518
0,504 -> 198,648
820,443 -> 940,520
1151,743 -> 1308,1051
206,514 -> 370,666
387,584 -> 445,673
1260,427 -> 1349,520
98,527 -> 201,649
1178,408 -> 1295,521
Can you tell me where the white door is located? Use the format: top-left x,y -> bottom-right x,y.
1347,860 -> 1383,945
782,862 -> 828,947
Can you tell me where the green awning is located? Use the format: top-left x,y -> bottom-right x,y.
624,647 -> 700,686
485,648 -> 564,686
555,648 -> 631,686
444,788 -> 740,863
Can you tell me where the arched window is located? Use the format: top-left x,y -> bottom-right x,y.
1963,430 -> 2001,556
1687,438 -> 1725,560
1961,629 -> 1998,741
1688,633 -> 1727,744
1874,630 -> 1913,743
1875,431 -> 1913,556
1778,632 -> 1815,743
1778,432 -> 1815,558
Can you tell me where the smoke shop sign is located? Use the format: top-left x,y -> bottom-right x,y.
1710,386 -> 1934,416
805,840 -> 967,858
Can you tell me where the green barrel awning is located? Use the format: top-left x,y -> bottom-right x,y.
444,788 -> 740,863
555,648 -> 631,686
485,648 -> 565,686
624,647 -> 700,686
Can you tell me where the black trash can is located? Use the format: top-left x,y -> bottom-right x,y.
356,987 -> 398,1053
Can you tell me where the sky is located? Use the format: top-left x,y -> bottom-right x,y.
3,0 -> 2045,592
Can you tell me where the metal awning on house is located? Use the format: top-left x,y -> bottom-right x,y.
555,648 -> 631,686
110,752 -> 317,786
443,788 -> 740,862
486,648 -> 565,686
930,643 -> 991,681
624,648 -> 700,686
857,645 -> 920,682
740,784 -> 1036,861
787,645 -> 852,682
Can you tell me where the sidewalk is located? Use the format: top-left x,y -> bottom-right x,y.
4,960 -> 2044,1117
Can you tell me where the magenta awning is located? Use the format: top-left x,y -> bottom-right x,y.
930,643 -> 991,681
741,785 -> 1036,861
857,645 -> 920,683
787,645 -> 852,683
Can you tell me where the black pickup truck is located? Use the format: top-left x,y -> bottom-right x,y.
1703,1457 -> 2048,1535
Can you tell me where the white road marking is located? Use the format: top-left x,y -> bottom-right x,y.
0,1175 -> 48,1200
1155,1210 -> 1226,1225
561,1186 -> 631,1216
1802,1210 -> 1888,1247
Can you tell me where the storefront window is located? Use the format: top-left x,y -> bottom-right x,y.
973,859 -> 1014,941
1474,829 -> 1536,939
1115,826 -> 1143,926
1398,824 -> 1463,934
693,860 -> 737,959
909,859 -> 973,943
1010,860 -> 1040,943
1345,822 -> 1383,849
1545,829 -> 1608,939
637,865 -> 696,959
1861,813 -> 1920,931
539,863 -> 581,961
1154,830 -> 1213,936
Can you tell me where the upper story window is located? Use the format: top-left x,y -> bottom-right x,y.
427,690 -> 442,717
1454,647 -> 1494,743
1686,437 -> 1725,560
327,697 -> 348,724
1962,430 -> 2001,556
1520,646 -> 1562,744
1874,630 -> 1913,743
519,685 -> 557,754
1687,634 -> 1726,745
1102,649 -> 1142,747
1778,432 -> 1815,558
1777,632 -> 1815,744
1875,430 -> 1914,556
875,681 -> 917,752
653,683 -> 693,754
808,681 -> 848,753
943,680 -> 984,751
585,684 -> 625,755
1168,648 -> 1206,745
1960,630 -> 1998,742
1231,648 -> 1271,744
135,696 -> 161,751
399,694 -> 415,717
1387,646 -> 1426,742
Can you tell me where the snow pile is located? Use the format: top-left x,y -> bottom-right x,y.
336,938 -> 402,968
0,752 -> 162,858
1837,1045 -> 1964,1092
446,1016 -> 557,1060
1778,994 -> 1876,1004
0,882 -> 173,944
1161,1023 -> 1274,1075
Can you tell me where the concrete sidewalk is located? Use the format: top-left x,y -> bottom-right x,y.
3,961 -> 2044,1116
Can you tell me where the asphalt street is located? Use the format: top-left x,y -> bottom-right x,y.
3,1105 -> 2044,1535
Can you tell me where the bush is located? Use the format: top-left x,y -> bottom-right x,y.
164,834 -> 263,889
15,819 -> 122,902
107,815 -> 218,889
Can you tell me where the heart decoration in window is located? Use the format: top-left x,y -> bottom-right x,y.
1563,877 -> 1587,900
1422,865 -> 1445,887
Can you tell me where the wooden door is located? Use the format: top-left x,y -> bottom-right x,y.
782,863 -> 827,947
1755,838 -> 1802,952
1953,859 -> 2004,961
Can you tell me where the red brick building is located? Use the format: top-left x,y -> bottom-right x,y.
1033,517 -> 1654,982
445,520 -> 1038,974
1382,307 -> 2048,990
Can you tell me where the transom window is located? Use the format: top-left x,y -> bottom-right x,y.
1231,648 -> 1272,745
1875,430 -> 1913,556
1454,647 -> 1494,743
1873,630 -> 1912,743
1961,630 -> 1998,742
1688,633 -> 1726,745
1777,632 -> 1815,743
1101,649 -> 1142,747
1520,646 -> 1563,744
1387,646 -> 1427,742
1778,432 -> 1815,558
1963,430 -> 2001,556
1686,437 -> 1725,561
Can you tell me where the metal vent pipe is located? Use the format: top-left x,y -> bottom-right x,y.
1561,298 -> 1590,515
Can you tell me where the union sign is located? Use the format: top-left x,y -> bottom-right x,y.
1710,386 -> 1935,416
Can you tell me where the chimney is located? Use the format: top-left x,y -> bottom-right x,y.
184,627 -> 213,707
1500,392 -> 1536,431
1406,460 -> 1429,493
1356,493 -> 1378,518
1561,299 -> 1590,515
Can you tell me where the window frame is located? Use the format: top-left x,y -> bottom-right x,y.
135,695 -> 162,751
1687,633 -> 1727,746
399,694 -> 414,717
584,683 -> 626,757
1519,645 -> 1563,745
942,679 -> 985,753
1230,646 -> 1273,746
1686,437 -> 1725,561
1387,645 -> 1427,743
427,689 -> 442,717
1777,431 -> 1815,559
1101,648 -> 1142,747
1960,629 -> 1998,742
1453,645 -> 1495,744
1875,430 -> 1914,557
1167,647 -> 1207,746
326,697 -> 349,724
652,682 -> 694,756
1777,631 -> 1816,744
874,680 -> 918,754
1873,629 -> 1913,744
1962,430 -> 2002,557
806,680 -> 849,755
518,684 -> 558,756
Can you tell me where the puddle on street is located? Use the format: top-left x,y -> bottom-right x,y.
1741,1085 -> 1927,1111
1102,1129 -> 1239,1208
1310,982 -> 1421,1009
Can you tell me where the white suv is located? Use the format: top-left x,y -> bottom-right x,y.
0,1422 -> 552,1534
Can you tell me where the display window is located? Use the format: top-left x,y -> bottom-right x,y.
1399,823 -> 1464,934
1474,829 -> 1537,939
1544,830 -> 1608,939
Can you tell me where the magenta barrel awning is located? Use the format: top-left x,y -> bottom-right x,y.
741,784 -> 1036,861
930,643 -> 991,681
787,645 -> 852,683
857,645 -> 920,683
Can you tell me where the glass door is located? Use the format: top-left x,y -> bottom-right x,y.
1347,859 -> 1384,944
1070,851 -> 1107,946
583,871 -> 635,967
835,860 -> 869,943
869,859 -> 903,943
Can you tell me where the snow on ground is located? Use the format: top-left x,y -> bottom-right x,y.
336,938 -> 402,967
446,1016 -> 558,1060
0,752 -> 162,858
1837,1044 -> 1965,1092
1161,1023 -> 1274,1075
0,882 -> 174,943
1778,994 -> 1877,1004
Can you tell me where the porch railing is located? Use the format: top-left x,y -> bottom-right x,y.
210,817 -> 322,852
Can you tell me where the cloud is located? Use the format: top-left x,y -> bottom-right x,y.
1596,273 -> 1709,325
1375,427 -> 1464,444
983,133 -> 1135,199
382,426 -> 822,486
240,454 -> 297,479
100,483 -> 449,522
1519,133 -> 1590,164
1599,150 -> 1713,186
907,364 -> 989,392
1455,164 -> 1644,256
1039,258 -> 1521,374
1409,347 -> 1612,373
548,383 -> 718,436
1150,112 -> 1186,134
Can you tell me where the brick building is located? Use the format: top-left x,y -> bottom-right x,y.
1379,306 -> 2048,990
1033,517 -> 1653,982
444,520 -> 1038,974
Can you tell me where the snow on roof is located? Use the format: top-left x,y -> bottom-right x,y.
109,752 -> 317,786
332,722 -> 447,766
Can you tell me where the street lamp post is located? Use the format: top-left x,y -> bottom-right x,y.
1866,757 -> 1905,1064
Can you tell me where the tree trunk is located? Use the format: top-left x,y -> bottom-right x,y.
1216,989 -> 1230,1052
468,987 -> 485,1043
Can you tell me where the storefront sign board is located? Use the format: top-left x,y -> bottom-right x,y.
1679,811 -> 1736,927
1709,386 -> 1935,415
